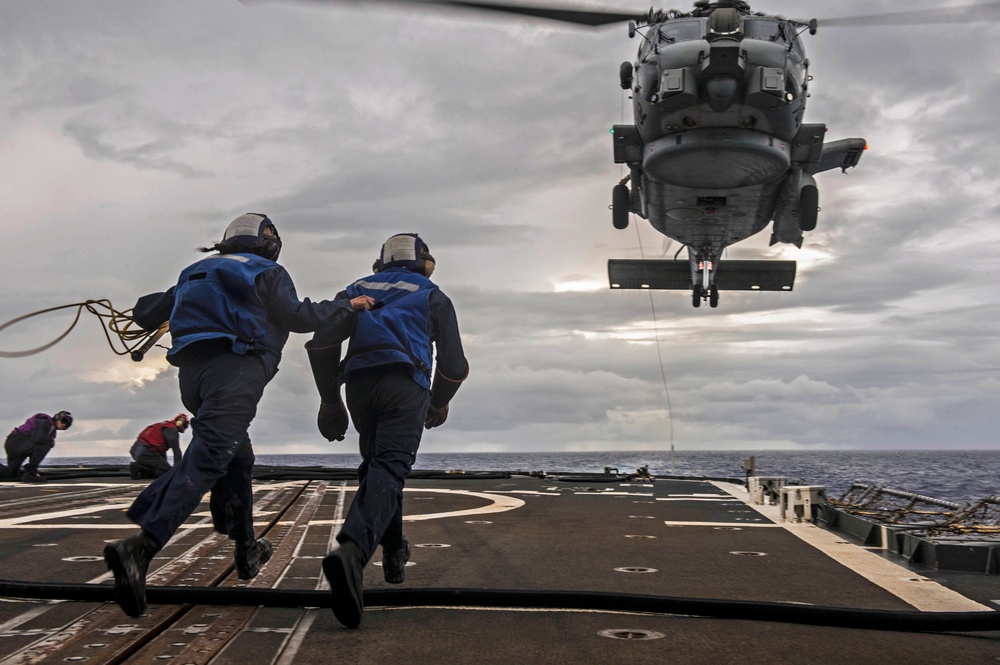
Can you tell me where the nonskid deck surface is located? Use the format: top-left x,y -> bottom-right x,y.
0,473 -> 998,664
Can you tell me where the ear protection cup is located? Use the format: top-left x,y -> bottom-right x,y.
261,236 -> 281,261
255,215 -> 282,261
419,246 -> 435,277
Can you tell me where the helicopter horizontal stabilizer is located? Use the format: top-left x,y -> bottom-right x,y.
608,259 -> 796,292
805,138 -> 868,175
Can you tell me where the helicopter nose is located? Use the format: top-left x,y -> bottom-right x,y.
705,77 -> 739,112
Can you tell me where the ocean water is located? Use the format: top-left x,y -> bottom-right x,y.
49,449 -> 1000,506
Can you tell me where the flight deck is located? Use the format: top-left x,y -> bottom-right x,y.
1,469 -> 998,664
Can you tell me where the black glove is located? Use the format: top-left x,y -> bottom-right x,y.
424,403 -> 449,429
318,398 -> 349,441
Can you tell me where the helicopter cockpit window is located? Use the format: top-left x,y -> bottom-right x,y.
655,19 -> 703,45
743,18 -> 803,55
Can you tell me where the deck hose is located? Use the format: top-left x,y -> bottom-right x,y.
0,580 -> 997,633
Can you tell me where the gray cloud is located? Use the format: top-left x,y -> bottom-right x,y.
2,0 -> 1000,457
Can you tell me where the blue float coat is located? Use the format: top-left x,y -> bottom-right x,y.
341,270 -> 437,389
133,254 -> 356,377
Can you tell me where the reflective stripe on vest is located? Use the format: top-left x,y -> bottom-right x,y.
343,270 -> 436,389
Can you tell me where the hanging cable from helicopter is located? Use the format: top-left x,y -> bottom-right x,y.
0,300 -> 169,362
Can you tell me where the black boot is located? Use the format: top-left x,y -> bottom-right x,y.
128,463 -> 157,480
103,531 -> 160,617
20,466 -> 46,483
381,537 -> 411,584
235,538 -> 273,580
322,540 -> 366,628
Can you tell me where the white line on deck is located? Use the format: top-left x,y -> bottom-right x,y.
710,481 -> 993,613
662,521 -> 780,528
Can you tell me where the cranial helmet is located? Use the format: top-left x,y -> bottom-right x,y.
218,213 -> 282,261
374,233 -> 435,276
54,411 -> 73,428
174,413 -> 190,431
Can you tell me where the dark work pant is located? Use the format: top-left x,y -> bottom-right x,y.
130,441 -> 171,477
4,434 -> 54,476
340,366 -> 430,561
126,349 -> 269,547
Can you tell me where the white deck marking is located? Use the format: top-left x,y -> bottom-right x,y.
571,491 -> 655,497
663,521 -> 780,528
0,606 -> 55,634
0,503 -> 133,526
304,488 -> 524,525
0,485 -> 523,531
655,497 -> 735,502
710,481 -> 992,612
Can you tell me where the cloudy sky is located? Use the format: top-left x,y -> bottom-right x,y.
2,0 -> 999,460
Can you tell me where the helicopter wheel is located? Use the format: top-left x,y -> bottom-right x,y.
692,286 -> 702,308
709,285 -> 719,308
612,184 -> 630,230
799,184 -> 819,232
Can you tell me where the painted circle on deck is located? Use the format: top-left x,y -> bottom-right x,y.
401,489 -> 522,522
1,486 -> 524,531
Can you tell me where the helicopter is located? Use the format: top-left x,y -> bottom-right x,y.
274,0 -> 998,307
439,1 -> 869,308
606,1 -> 866,308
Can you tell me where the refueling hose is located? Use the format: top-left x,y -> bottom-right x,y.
0,580 -> 996,633
0,300 -> 167,361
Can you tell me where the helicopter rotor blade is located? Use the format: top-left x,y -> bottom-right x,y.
435,0 -> 648,26
249,0 -> 1000,28
246,0 -> 651,27
818,0 -> 1000,27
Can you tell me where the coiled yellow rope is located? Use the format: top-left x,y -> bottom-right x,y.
0,300 -> 168,361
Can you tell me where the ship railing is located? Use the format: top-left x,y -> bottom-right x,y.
834,486 -> 1000,538
832,484 -> 965,526
923,495 -> 1000,538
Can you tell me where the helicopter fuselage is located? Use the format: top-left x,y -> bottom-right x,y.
610,9 -> 865,307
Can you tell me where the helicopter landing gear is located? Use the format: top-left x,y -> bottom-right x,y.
798,183 -> 819,232
692,285 -> 719,308
612,183 -> 630,230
